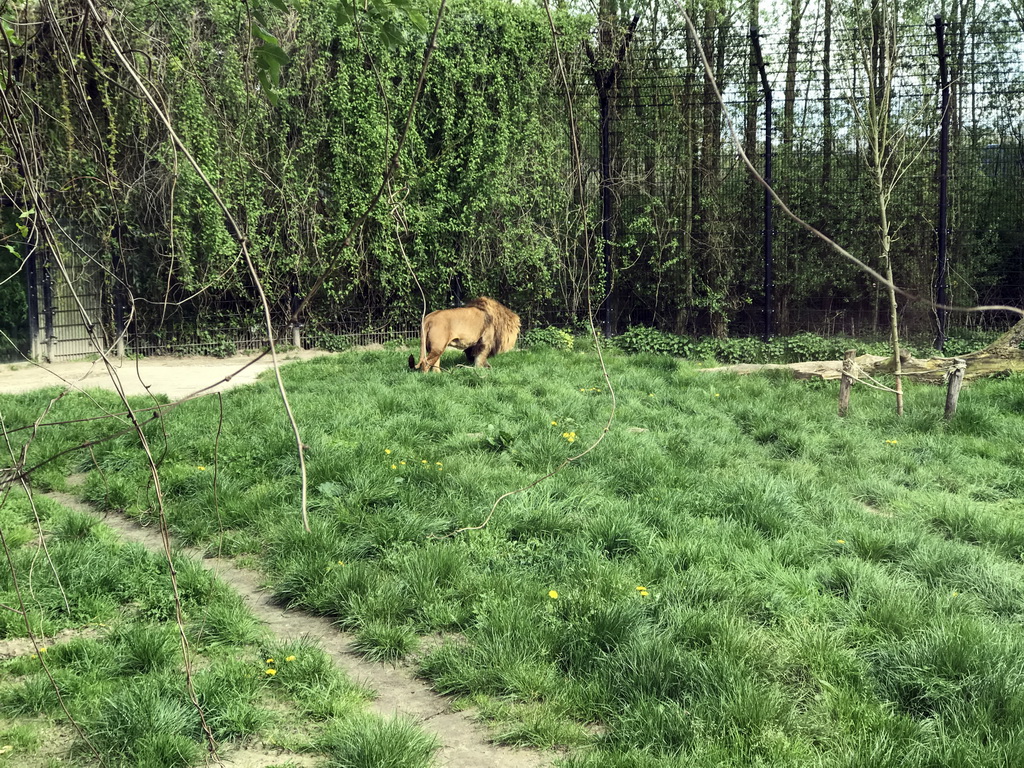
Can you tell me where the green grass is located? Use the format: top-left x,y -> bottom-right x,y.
3,345 -> 1024,765
0,488 -> 432,766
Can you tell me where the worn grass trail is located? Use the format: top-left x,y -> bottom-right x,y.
43,485 -> 548,768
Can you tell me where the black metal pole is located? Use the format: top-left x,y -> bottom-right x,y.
112,247 -> 126,356
41,254 -> 54,361
934,14 -> 951,351
599,87 -> 613,339
24,248 -> 38,359
751,27 -> 773,343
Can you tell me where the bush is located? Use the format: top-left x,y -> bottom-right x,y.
611,327 -> 1003,365
521,326 -> 574,350
307,331 -> 354,352
614,326 -> 694,357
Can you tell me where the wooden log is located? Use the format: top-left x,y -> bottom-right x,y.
944,357 -> 967,420
838,349 -> 856,417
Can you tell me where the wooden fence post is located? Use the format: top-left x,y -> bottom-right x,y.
944,357 -> 966,419
838,349 -> 856,417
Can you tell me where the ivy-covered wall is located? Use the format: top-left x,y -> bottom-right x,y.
1,0 -> 591,346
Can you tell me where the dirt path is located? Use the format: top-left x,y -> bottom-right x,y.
46,489 -> 550,768
0,349 -> 332,400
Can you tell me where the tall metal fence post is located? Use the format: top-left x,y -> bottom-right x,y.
599,85 -> 613,339
25,249 -> 40,360
751,26 -> 774,343
934,14 -> 951,351
41,254 -> 54,362
112,248 -> 126,358
290,277 -> 303,349
587,14 -> 638,339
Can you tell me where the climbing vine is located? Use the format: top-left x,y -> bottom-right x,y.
0,0 -> 590,346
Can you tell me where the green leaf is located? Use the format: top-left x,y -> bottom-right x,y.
334,0 -> 355,26
406,9 -> 429,31
257,69 -> 280,107
379,18 -> 406,49
261,43 -> 290,66
250,22 -> 278,45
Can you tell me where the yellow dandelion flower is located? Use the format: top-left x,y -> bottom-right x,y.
197,465 -> 206,471
640,590 -> 650,597
714,393 -> 720,398
337,561 -> 344,566
391,464 -> 397,470
400,460 -> 406,465
836,539 -> 846,544
30,654 -> 37,659
421,459 -> 428,464
285,655 -> 296,662
436,462 -> 443,466
548,590 -> 559,599
952,591 -> 959,597
38,647 -> 46,654
385,449 -> 392,455
551,420 -> 558,426
265,668 -> 277,676
265,658 -> 274,663
635,585 -> 648,591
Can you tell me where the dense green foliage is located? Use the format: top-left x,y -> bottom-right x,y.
613,325 -> 1005,363
1,0 -> 588,340
1,0 -> 1021,353
4,349 -> 1024,765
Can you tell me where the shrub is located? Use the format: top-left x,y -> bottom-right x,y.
610,327 -> 997,365
307,331 -> 354,352
521,326 -> 574,350
614,326 -> 693,357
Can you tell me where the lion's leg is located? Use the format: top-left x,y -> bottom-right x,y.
465,342 -> 485,367
465,342 -> 491,367
425,350 -> 444,372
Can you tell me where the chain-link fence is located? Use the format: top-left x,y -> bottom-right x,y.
588,15 -> 1023,343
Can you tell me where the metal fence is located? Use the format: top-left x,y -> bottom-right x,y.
585,15 -> 1024,342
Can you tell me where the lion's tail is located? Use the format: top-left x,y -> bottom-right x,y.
410,320 -> 429,371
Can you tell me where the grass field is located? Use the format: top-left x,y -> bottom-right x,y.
2,343 -> 1024,766
0,492 -> 444,767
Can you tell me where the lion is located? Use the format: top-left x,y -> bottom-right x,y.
408,297 -> 521,372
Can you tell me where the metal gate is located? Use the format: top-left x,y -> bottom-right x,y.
28,239 -> 107,363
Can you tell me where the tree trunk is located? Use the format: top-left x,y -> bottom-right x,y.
703,338 -> 1024,382
782,0 -> 804,144
982,315 -> 1024,352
